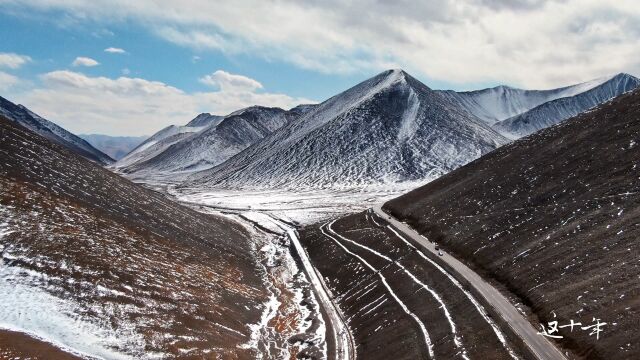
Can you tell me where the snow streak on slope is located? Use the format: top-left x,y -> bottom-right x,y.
380,220 -> 519,360
326,219 -> 469,360
0,205 -> 142,359
0,96 -> 113,165
0,265 -> 143,360
183,69 -> 507,191
321,220 -> 435,359
398,88 -> 420,142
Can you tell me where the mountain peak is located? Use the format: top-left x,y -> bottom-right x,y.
368,68 -> 433,94
492,84 -> 518,91
381,68 -> 409,81
611,72 -> 639,82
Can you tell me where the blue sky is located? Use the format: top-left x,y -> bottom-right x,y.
0,10 -> 379,100
0,1 -> 638,136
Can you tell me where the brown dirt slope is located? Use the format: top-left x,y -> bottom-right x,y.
299,211 -> 522,360
384,89 -> 640,359
0,116 -> 267,359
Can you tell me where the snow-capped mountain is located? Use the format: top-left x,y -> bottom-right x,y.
114,120 -> 209,171
182,69 -> 508,191
0,95 -> 114,165
493,73 -> 640,137
115,106 -> 299,177
441,73 -> 640,137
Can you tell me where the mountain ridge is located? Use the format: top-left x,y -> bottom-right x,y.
0,95 -> 114,165
114,105 -> 300,177
438,73 -> 636,126
493,73 -> 640,137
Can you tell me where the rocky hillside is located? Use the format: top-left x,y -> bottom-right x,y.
0,115 -> 269,359
384,89 -> 640,359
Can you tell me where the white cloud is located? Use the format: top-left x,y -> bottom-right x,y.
0,71 -> 19,91
17,70 -> 314,136
72,57 -> 100,67
104,47 -> 126,54
199,70 -> 263,92
0,52 -> 32,69
155,27 -> 231,51
3,1 -> 640,88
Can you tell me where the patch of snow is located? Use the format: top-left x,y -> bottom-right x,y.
0,265 -> 144,359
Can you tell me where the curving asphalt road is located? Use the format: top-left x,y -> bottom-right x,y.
372,205 -> 567,360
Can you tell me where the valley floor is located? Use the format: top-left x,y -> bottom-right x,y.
166,184 -> 560,360
0,178 -> 587,359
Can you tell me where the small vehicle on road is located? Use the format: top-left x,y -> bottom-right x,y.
438,251 -> 443,256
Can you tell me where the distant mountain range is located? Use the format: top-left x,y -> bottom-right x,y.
6,70 -> 636,191
491,73 -> 640,137
181,71 -> 639,190
442,72 -> 639,138
0,95 -> 114,165
113,105 -> 312,178
80,134 -> 147,160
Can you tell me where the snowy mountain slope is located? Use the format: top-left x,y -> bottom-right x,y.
287,103 -> 319,117
114,121 -> 206,169
116,106 -> 296,177
493,73 -> 640,138
113,111 -> 228,169
0,95 -> 114,165
438,74 -> 621,125
80,134 -> 147,160
384,88 -> 640,359
0,115 -> 270,358
182,69 -> 508,191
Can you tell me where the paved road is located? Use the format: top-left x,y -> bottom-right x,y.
372,205 -> 567,360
